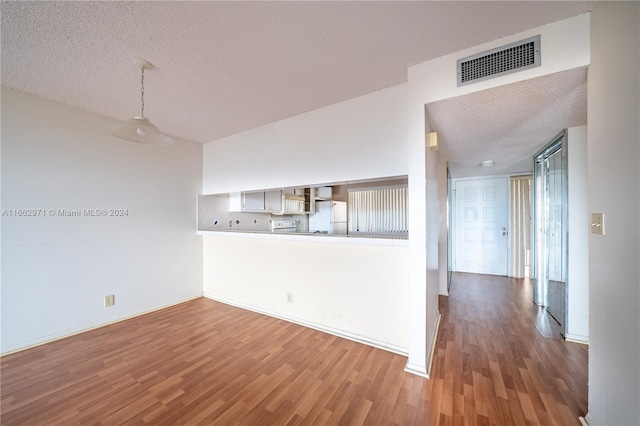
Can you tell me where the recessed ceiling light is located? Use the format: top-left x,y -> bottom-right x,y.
480,160 -> 495,168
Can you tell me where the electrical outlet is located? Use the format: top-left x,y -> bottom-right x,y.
104,294 -> 115,307
286,292 -> 293,304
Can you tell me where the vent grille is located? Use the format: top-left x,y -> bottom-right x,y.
457,35 -> 540,86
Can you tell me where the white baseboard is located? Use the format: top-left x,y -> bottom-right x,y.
404,312 -> 441,379
203,293 -> 408,356
438,290 -> 449,296
566,333 -> 589,345
585,413 -> 596,426
1,295 -> 202,357
426,313 -> 441,377
404,362 -> 428,378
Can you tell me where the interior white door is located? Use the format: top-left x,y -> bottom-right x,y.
454,177 -> 509,276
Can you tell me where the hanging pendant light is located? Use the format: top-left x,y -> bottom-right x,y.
104,58 -> 174,145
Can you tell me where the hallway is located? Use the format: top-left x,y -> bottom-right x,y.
432,272 -> 588,424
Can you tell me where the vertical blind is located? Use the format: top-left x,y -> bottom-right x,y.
348,187 -> 408,234
510,175 -> 532,278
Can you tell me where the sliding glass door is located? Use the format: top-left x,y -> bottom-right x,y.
533,132 -> 568,336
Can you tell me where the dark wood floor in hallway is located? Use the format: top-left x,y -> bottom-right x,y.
1,273 -> 587,425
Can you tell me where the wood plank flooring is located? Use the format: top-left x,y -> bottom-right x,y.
433,273 -> 587,425
1,273 -> 587,425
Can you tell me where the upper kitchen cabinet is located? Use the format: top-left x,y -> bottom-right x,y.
244,191 -> 265,210
264,190 -> 283,212
229,191 -> 265,212
229,190 -> 304,214
315,186 -> 332,200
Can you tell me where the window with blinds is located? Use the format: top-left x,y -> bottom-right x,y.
348,187 -> 408,235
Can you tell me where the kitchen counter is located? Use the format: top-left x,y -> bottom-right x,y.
197,229 -> 408,247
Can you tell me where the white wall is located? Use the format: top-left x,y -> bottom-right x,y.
203,83 -> 408,194
201,81 -> 411,354
438,161 -> 449,296
202,234 -> 409,352
406,12 -> 591,377
1,88 -> 203,354
587,3 -> 639,425
424,118 -> 441,373
408,13 -> 590,106
404,96 -> 428,376
566,126 -> 589,343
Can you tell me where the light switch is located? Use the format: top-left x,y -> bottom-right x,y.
591,213 -> 605,235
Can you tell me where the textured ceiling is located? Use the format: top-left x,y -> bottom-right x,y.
2,1 -> 593,149
427,67 -> 588,177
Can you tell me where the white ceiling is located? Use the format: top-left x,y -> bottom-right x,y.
1,1 -> 592,176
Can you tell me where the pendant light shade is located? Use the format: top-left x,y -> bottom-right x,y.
104,116 -> 173,145
104,58 -> 174,145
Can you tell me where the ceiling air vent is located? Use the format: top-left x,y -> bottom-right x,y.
457,35 -> 541,86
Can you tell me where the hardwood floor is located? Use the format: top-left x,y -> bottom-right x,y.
1,273 -> 587,425
434,273 -> 587,425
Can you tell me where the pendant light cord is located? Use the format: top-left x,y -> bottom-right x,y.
140,67 -> 145,118
104,58 -> 174,145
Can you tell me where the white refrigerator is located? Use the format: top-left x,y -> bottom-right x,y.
309,201 -> 347,235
